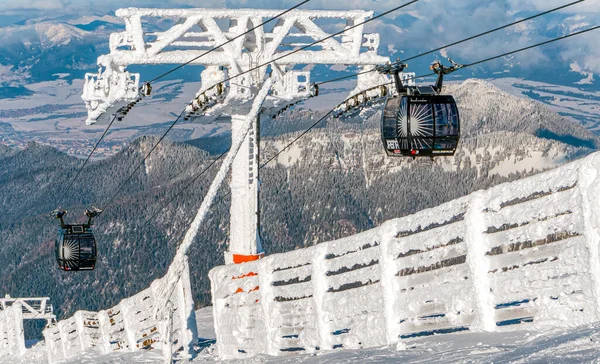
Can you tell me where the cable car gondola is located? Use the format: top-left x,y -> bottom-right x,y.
52,208 -> 101,271
377,59 -> 462,158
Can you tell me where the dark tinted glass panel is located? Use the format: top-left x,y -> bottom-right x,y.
448,103 -> 459,130
55,235 -> 63,261
79,236 -> 95,260
435,104 -> 459,137
382,97 -> 401,139
434,103 -> 448,135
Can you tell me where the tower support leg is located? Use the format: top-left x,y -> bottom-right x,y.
226,114 -> 264,264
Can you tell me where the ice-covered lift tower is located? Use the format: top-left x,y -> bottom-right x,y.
82,7 -> 389,264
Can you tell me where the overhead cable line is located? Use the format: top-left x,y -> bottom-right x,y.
54,115 -> 118,210
91,0 -> 313,216
266,24 -> 600,167
98,112 -> 184,215
143,150 -> 228,224
146,0 -> 311,84
316,69 -> 375,86
401,0 -> 586,63
145,109 -> 333,222
212,0 -> 420,88
66,1 -> 310,191
96,1 -> 421,218
260,112 -> 333,168
463,25 -> 600,68
316,0 -> 586,86
139,23 -> 600,222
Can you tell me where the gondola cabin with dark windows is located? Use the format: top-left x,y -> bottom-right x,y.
52,208 -> 101,271
381,94 -> 459,157
377,59 -> 462,158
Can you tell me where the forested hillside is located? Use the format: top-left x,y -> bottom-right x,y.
0,80 -> 597,324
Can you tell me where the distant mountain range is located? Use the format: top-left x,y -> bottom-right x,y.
0,10 -> 598,100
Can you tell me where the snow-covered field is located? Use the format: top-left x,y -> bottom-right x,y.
0,77 -> 230,156
490,78 -> 600,132
2,76 -> 598,160
11,307 -> 600,363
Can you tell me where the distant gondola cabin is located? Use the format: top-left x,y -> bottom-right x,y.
55,225 -> 97,271
52,209 -> 100,271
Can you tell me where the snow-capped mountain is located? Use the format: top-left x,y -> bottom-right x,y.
0,10 -> 598,93
448,79 -> 595,145
0,20 -> 106,93
0,22 -> 88,48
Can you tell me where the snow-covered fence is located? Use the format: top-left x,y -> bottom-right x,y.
43,260 -> 197,363
0,303 -> 26,357
210,152 -> 600,359
43,311 -> 104,362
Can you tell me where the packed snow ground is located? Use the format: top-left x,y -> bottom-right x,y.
6,307 -> 600,363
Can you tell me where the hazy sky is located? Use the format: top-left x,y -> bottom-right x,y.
0,0 -> 598,75
1,0 -> 598,16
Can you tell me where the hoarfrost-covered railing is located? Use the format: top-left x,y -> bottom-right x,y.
43,260 -> 197,364
0,303 -> 26,357
210,152 -> 600,359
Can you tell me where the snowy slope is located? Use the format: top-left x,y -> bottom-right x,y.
210,326 -> 600,363
0,22 -> 89,48
194,304 -> 600,363
9,307 -> 600,363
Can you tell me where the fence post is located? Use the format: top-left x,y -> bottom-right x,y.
174,258 -> 198,359
162,300 -> 174,364
9,303 -> 26,356
97,310 -> 112,354
42,326 -> 54,364
0,310 -> 7,355
258,256 -> 277,355
464,191 -> 495,331
74,312 -> 86,352
120,303 -> 137,351
311,244 -> 330,351
577,153 -> 600,320
379,221 -> 399,345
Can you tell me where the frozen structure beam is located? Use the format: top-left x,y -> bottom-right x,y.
0,295 -> 55,323
82,7 -> 388,125
107,8 -> 385,67
42,259 -> 197,364
153,79 -> 274,310
0,303 -> 26,357
1,296 -> 54,358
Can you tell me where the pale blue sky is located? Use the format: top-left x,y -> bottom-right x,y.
1,0 -> 598,17
0,0 -> 598,76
